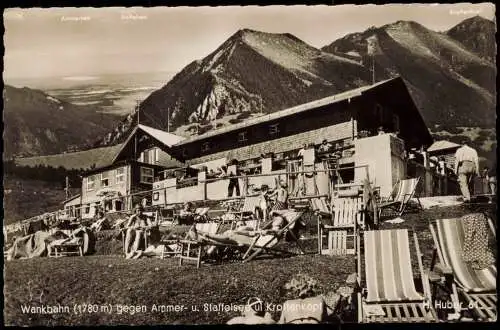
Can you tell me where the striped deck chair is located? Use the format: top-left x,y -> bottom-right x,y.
429,218 -> 496,321
178,222 -> 221,268
357,229 -> 437,323
318,196 -> 363,255
378,177 -> 423,218
194,210 -> 306,263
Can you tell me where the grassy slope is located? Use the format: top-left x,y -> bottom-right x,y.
3,177 -> 80,225
4,203 -> 496,325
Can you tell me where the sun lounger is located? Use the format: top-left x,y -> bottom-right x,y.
429,217 -> 497,321
48,238 -> 84,257
48,227 -> 94,258
378,177 -> 423,219
357,229 -> 437,323
197,210 -> 306,263
242,209 -> 305,262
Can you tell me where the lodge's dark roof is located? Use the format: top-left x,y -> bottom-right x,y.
174,78 -> 397,146
186,124 -> 354,164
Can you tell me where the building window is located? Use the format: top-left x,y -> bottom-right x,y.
238,131 -> 248,142
101,172 -> 109,187
201,142 -> 211,152
142,148 -> 158,164
153,192 -> 160,201
84,205 -> 90,214
140,167 -> 154,184
269,123 -> 280,135
116,167 -> 125,183
87,176 -> 95,191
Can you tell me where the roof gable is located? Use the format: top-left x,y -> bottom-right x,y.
428,140 -> 461,152
138,124 -> 185,146
112,124 -> 184,164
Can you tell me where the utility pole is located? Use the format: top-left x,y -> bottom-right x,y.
136,100 -> 141,125
65,176 -> 69,199
367,36 -> 376,85
372,55 -> 375,84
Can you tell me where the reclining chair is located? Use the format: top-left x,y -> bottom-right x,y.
378,177 -> 423,219
429,217 -> 497,321
357,229 -> 437,323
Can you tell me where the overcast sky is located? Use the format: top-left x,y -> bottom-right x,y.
3,3 -> 495,79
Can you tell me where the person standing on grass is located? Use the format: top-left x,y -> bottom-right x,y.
488,161 -> 496,195
454,140 -> 480,202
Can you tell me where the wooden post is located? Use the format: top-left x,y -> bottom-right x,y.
65,176 -> 69,200
163,187 -> 167,208
198,170 -> 207,201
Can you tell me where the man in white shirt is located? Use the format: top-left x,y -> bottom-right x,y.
454,141 -> 480,202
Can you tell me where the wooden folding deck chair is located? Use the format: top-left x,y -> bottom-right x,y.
429,217 -> 497,321
318,196 -> 362,255
378,177 -> 423,218
178,222 -> 221,268
357,229 -> 437,323
310,197 -> 332,250
48,239 -> 84,257
243,210 -> 306,262
225,196 -> 261,228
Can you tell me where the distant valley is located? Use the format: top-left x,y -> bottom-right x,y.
3,85 -> 120,159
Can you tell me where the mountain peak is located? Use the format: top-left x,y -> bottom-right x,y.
462,15 -> 494,25
447,15 -> 496,61
231,28 -> 269,41
383,20 -> 424,32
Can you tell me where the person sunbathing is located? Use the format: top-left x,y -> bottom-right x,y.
124,204 -> 155,259
200,211 -> 289,247
90,210 -> 108,232
177,202 -> 196,225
